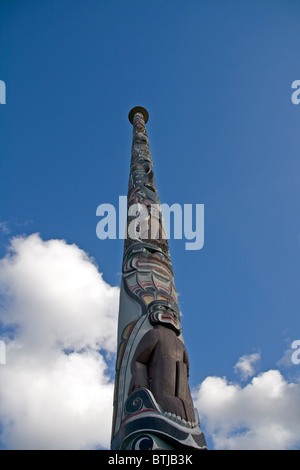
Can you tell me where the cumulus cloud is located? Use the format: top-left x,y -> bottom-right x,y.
0,234 -> 119,450
194,365 -> 300,450
234,352 -> 260,380
1,234 -> 299,451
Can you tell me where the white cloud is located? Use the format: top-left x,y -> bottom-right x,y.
234,352 -> 260,380
0,234 -> 119,353
2,234 -> 299,451
0,234 -> 119,450
194,366 -> 300,450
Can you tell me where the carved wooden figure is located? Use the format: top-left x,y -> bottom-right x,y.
110,107 -> 206,451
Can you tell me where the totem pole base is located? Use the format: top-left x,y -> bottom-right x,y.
111,388 -> 207,451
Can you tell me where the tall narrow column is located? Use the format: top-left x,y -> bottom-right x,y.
111,107 -> 206,451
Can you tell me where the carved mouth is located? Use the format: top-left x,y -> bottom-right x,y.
163,411 -> 198,429
160,313 -> 179,326
123,407 -> 198,431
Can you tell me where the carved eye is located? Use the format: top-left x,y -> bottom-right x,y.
131,434 -> 153,450
155,305 -> 165,311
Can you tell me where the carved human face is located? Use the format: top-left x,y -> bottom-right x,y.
148,302 -> 181,335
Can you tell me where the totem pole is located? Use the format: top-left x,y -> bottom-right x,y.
111,107 -> 207,451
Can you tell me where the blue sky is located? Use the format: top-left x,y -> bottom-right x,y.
0,0 -> 300,450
